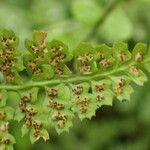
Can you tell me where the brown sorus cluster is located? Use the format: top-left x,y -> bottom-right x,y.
96,93 -> 104,101
0,48 -> 13,60
0,138 -> 10,145
21,94 -> 32,103
98,52 -> 112,67
78,53 -> 93,63
19,95 -> 31,113
30,32 -> 47,55
32,121 -> 43,130
77,53 -> 93,72
0,111 -> 6,120
95,82 -> 105,102
51,46 -> 62,55
33,129 -> 40,138
72,85 -> 90,113
47,99 -> 64,110
96,83 -> 105,92
26,108 -> 38,116
47,88 -> 64,110
129,66 -> 141,77
30,44 -> 40,54
28,60 -> 43,75
54,66 -> 64,75
79,64 -> 91,72
19,94 -> 37,116
75,96 -> 90,113
33,127 -> 49,141
0,123 -> 10,145
98,52 -> 105,60
114,79 -> 126,95
19,93 -> 42,136
135,52 -> 144,62
24,117 -> 32,126
47,88 -> 58,97
117,51 -> 127,61
50,46 -> 66,75
51,54 -> 66,66
47,87 -> 68,129
19,93 -> 44,139
0,36 -> 17,82
1,37 -> 15,45
99,58 -> 111,67
25,117 -> 43,139
0,59 -> 15,81
29,44 -> 46,62
25,117 -> 43,130
0,122 -> 9,132
52,111 -> 67,129
27,32 -> 47,76
72,86 -> 83,95
0,59 -> 15,72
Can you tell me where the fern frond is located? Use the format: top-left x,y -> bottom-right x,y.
0,29 -> 150,149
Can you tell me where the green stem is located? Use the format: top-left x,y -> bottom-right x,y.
0,61 -> 136,90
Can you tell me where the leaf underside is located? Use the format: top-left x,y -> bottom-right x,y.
0,29 -> 150,149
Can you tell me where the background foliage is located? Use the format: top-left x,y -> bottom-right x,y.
0,0 -> 150,150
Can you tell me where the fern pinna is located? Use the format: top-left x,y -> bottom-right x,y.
0,29 -> 150,149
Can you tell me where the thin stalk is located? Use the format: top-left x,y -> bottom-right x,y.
0,61 -> 136,90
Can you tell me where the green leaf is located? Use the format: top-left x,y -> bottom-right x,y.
95,44 -> 114,70
70,82 -> 98,120
39,129 -> 49,141
32,113 -> 49,129
3,106 -> 14,121
132,43 -> 148,62
70,82 -> 90,96
113,42 -> 131,63
91,80 -> 114,106
0,29 -> 19,48
6,145 -> 14,150
46,40 -> 73,62
100,7 -> 133,41
110,76 -> 134,101
71,0 -> 102,25
14,108 -> 25,122
74,43 -> 95,57
127,66 -> 148,86
0,72 -> 4,81
30,129 -> 39,144
25,40 -> 35,55
6,133 -> 16,144
49,110 -> 74,134
57,86 -> 71,101
30,128 -> 49,144
45,84 -> 72,110
71,94 -> 97,120
74,43 -> 98,73
0,89 -> 7,107
143,62 -> 150,73
32,64 -> 54,80
19,87 -> 39,103
33,31 -> 46,45
11,70 -> 23,84
0,132 -> 16,146
15,58 -> 25,72
21,124 -> 30,137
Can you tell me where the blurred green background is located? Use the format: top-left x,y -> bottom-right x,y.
0,0 -> 150,150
